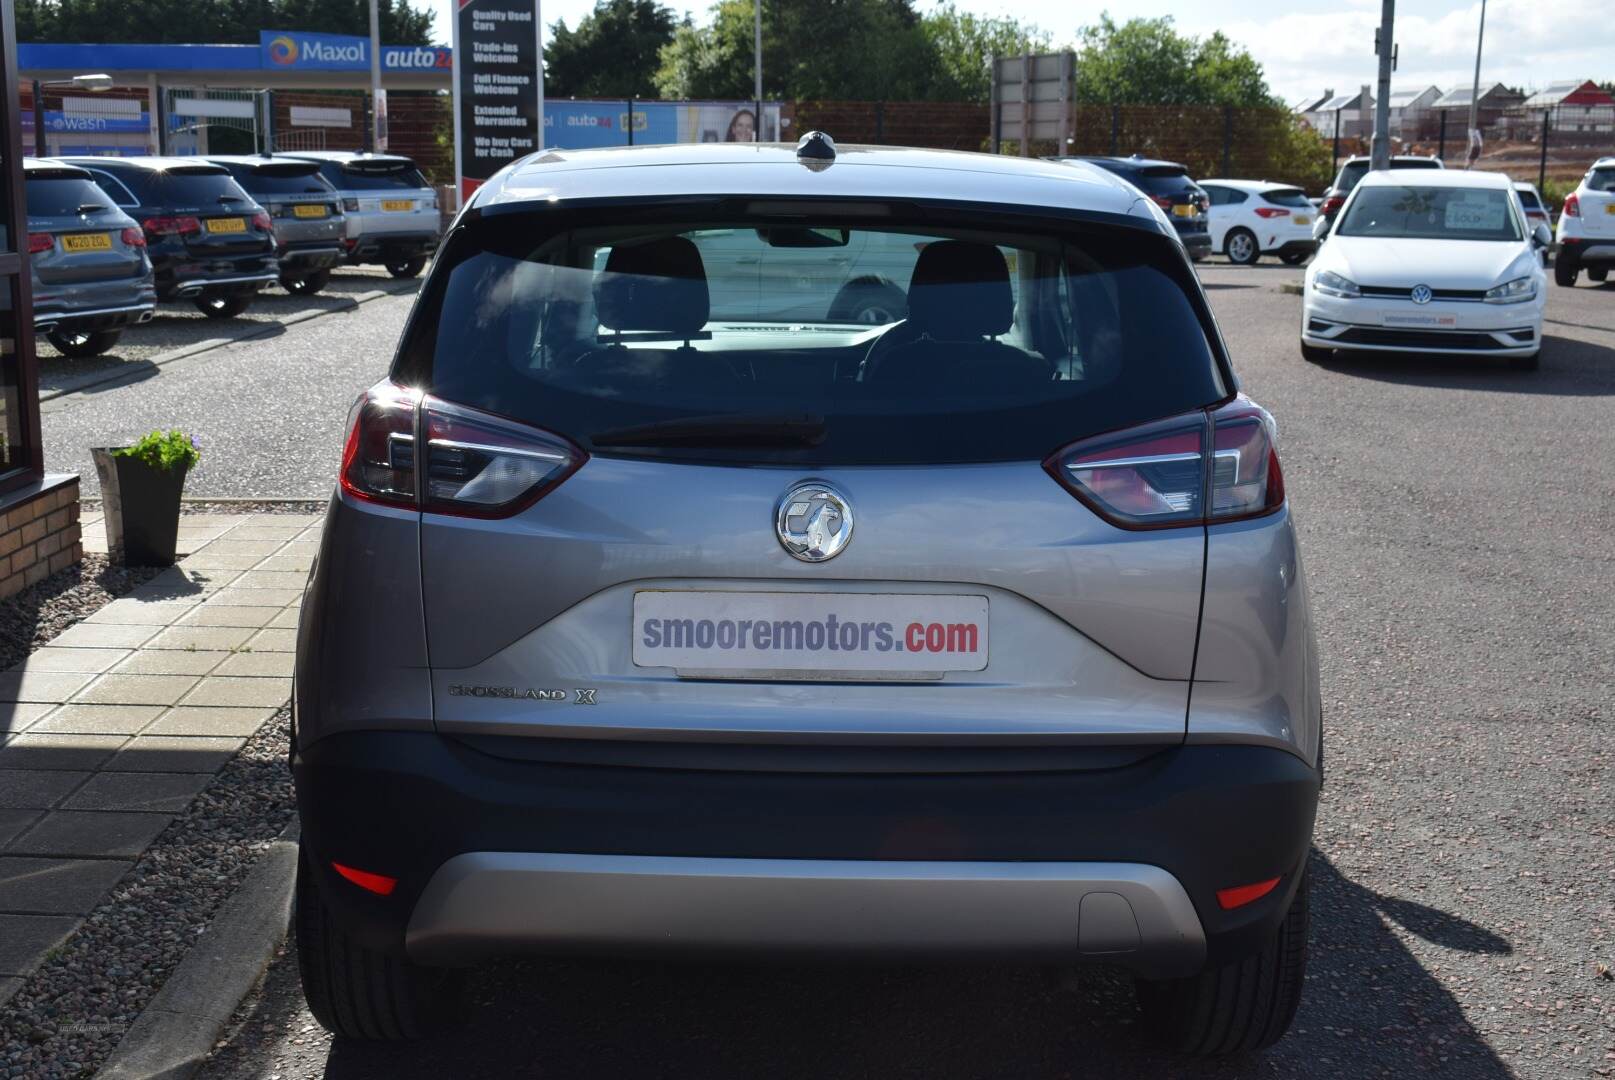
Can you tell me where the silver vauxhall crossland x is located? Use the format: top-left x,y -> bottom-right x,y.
293,134 -> 1322,1054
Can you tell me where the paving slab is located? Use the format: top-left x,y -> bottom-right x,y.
12,648 -> 131,674
210,652 -> 295,678
74,673 -> 201,707
0,702 -> 56,739
266,608 -> 300,630
0,912 -> 79,974
26,704 -> 164,736
7,810 -> 172,858
110,650 -> 229,677
0,769 -> 91,809
206,587 -> 303,608
0,670 -> 97,704
142,625 -> 256,652
46,623 -> 159,650
0,733 -> 128,771
107,735 -> 246,773
85,600 -> 202,626
62,771 -> 212,813
176,605 -> 281,629
143,707 -> 276,738
229,570 -> 310,590
181,676 -> 292,708
244,628 -> 297,653
0,809 -> 40,848
0,856 -> 130,913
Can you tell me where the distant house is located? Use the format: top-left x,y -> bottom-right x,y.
1293,90 -> 1334,120
1303,88 -> 1375,138
1522,80 -> 1615,134
1385,86 -> 1442,136
1431,83 -> 1527,130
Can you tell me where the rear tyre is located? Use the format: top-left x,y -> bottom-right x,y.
294,850 -> 462,1040
1588,267 -> 1609,283
386,257 -> 426,279
283,270 -> 332,296
47,328 -> 122,358
827,277 -> 908,325
1300,341 -> 1332,363
1225,228 -> 1260,266
1135,870 -> 1310,1056
195,295 -> 252,319
1554,259 -> 1578,287
1279,251 -> 1310,266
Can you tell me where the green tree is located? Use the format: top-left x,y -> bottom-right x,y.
18,0 -> 435,45
547,0 -> 677,99
1073,14 -> 1274,107
919,3 -> 1050,103
655,0 -> 936,102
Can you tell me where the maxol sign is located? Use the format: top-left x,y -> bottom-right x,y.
259,30 -> 450,73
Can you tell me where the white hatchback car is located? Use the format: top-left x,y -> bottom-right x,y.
1302,169 -> 1550,370
1553,156 -> 1615,287
1200,179 -> 1318,265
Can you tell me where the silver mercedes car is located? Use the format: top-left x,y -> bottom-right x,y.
294,135 -> 1322,1054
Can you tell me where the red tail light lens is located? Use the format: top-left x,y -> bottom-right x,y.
1151,194 -> 1174,209
422,398 -> 585,518
1217,876 -> 1281,910
27,233 -> 54,254
120,227 -> 146,248
1562,193 -> 1580,218
142,215 -> 201,238
332,861 -> 397,896
1044,396 -> 1284,530
252,211 -> 274,232
340,381 -> 420,509
1254,206 -> 1289,219
339,383 -> 586,518
1321,195 -> 1344,214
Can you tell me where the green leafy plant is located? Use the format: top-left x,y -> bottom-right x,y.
115,429 -> 200,473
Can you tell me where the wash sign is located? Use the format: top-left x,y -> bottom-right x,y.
259,31 -> 450,72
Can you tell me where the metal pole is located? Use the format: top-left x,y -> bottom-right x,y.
368,0 -> 383,151
1332,108 -> 1341,173
627,97 -> 634,146
1370,0 -> 1394,169
988,55 -> 1000,154
535,1 -> 545,150
1466,0 -> 1486,167
1438,109 -> 1447,161
1538,109 -> 1550,192
1222,105 -> 1233,176
753,0 -> 762,141
31,79 -> 45,156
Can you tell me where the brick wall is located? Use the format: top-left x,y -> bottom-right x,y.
786,101 -> 991,151
0,476 -> 82,599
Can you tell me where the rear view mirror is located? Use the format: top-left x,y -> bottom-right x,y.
1532,222 -> 1552,249
1312,216 -> 1331,243
756,227 -> 850,248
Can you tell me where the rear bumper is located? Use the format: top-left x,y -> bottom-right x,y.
278,245 -> 344,272
347,230 -> 438,262
294,733 -> 1318,971
1558,239 -> 1615,265
34,300 -> 155,334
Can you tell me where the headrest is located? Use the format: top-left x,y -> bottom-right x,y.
905,241 -> 1014,340
593,236 -> 710,335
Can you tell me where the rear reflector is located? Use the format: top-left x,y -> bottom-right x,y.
1217,876 -> 1281,910
332,861 -> 398,896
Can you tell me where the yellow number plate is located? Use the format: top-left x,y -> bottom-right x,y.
1293,215 -> 1312,226
292,204 -> 328,219
1171,204 -> 1195,218
61,232 -> 112,252
1605,203 -> 1615,215
206,217 -> 247,234
381,199 -> 414,212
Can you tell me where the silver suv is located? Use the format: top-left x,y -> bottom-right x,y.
275,151 -> 439,278
294,135 -> 1322,1055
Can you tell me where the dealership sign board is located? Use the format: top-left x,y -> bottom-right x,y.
452,0 -> 541,204
258,30 -> 450,73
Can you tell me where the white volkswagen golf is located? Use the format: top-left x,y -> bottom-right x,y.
1301,169 -> 1550,370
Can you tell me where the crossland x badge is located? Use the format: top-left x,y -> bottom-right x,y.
776,482 -> 853,562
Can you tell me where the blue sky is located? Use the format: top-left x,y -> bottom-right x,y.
426,0 -> 1615,103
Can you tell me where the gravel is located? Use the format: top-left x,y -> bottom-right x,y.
0,707 -> 294,1080
0,554 -> 161,672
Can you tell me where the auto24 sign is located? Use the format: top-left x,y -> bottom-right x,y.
453,0 -> 541,204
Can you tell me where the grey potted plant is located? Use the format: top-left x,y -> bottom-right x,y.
92,429 -> 201,567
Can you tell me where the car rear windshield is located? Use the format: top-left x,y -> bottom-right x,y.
160,170 -> 252,210
1337,185 -> 1521,242
328,163 -> 428,191
397,207 -> 1228,466
26,176 -> 115,217
1261,188 -> 1312,208
1516,189 -> 1542,208
1134,166 -> 1195,195
229,166 -> 331,196
1586,167 -> 1615,193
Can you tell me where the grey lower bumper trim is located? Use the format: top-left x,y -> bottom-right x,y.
405,853 -> 1208,975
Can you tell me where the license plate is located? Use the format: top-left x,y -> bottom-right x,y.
292,204 -> 327,219
61,232 -> 111,252
1293,215 -> 1312,226
206,217 -> 247,234
1171,204 -> 1195,218
381,199 -> 414,212
1383,312 -> 1457,329
1605,203 -> 1615,215
632,591 -> 989,676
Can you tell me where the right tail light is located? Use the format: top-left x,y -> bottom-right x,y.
1321,194 -> 1344,215
141,215 -> 202,239
1044,396 -> 1284,530
339,382 -> 586,518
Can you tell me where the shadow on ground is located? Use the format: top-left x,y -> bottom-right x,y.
211,851 -> 1517,1080
1309,333 -> 1615,396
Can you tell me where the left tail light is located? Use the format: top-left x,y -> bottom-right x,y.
27,233 -> 53,254
1254,207 -> 1290,219
1043,396 -> 1284,530
339,382 -> 586,518
252,211 -> 274,232
120,227 -> 146,248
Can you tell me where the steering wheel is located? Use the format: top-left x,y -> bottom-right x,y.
856,318 -> 925,382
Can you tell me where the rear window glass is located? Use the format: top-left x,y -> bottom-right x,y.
333,164 -> 427,191
228,166 -> 331,196
1334,162 -> 1369,193
1586,167 -> 1615,192
1391,159 -> 1443,169
1338,185 -> 1521,242
26,176 -> 116,217
1516,189 -> 1542,208
400,209 -> 1227,466
1261,188 -> 1312,208
160,170 -> 253,209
